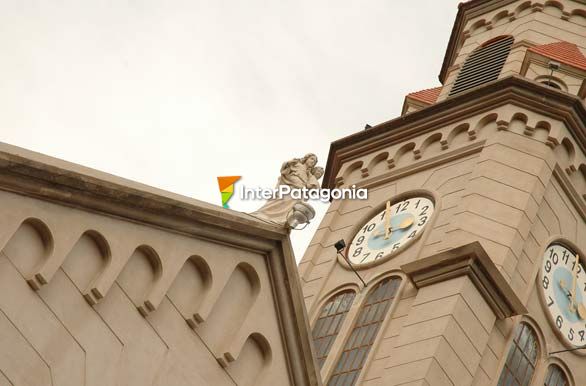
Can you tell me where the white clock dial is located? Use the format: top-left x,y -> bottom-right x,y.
346,197 -> 434,266
540,244 -> 586,347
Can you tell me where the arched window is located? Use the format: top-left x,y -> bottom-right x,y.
540,81 -> 562,90
327,277 -> 401,386
497,323 -> 540,386
449,36 -> 514,96
544,364 -> 569,386
312,290 -> 356,368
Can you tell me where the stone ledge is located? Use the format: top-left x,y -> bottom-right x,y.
0,141 -> 288,247
401,242 -> 527,319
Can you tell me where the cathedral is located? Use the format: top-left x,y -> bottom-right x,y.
1,0 -> 586,385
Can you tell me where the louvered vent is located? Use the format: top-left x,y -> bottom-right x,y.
449,36 -> 514,96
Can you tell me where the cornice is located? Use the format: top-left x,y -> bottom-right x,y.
0,142 -> 289,247
401,241 -> 527,319
323,75 -> 586,190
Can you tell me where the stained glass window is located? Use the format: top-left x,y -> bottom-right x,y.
544,365 -> 569,386
312,290 -> 356,368
497,323 -> 540,386
327,277 -> 401,386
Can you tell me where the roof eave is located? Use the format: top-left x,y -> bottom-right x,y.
322,75 -> 586,190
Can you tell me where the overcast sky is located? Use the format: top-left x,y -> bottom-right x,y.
0,0 -> 459,261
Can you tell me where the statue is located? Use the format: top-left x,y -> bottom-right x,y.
251,153 -> 323,227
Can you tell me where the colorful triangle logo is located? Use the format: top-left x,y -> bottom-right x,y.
217,176 -> 241,208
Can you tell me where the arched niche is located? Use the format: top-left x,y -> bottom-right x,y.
515,1 -> 533,18
1,218 -> 53,277
447,123 -> 470,147
492,10 -> 510,27
226,333 -> 271,386
341,161 -> 363,185
534,121 -> 552,142
419,132 -> 443,157
198,262 -> 260,351
473,113 -> 498,138
393,142 -> 416,168
469,19 -> 488,35
509,112 -> 528,135
367,152 -> 389,177
116,245 -> 162,307
544,1 -> 564,17
167,255 -> 212,320
61,230 -> 110,292
569,9 -> 586,26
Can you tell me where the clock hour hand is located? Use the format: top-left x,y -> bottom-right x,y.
578,302 -> 586,320
373,215 -> 415,238
559,279 -> 580,316
398,217 -> 414,229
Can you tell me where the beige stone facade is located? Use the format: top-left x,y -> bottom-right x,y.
0,143 -> 320,386
2,1 -> 586,386
303,1 -> 586,386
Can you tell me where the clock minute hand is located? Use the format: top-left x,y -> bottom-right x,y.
571,254 -> 586,320
384,201 -> 391,240
570,254 -> 580,313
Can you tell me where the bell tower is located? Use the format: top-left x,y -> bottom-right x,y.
299,1 -> 586,386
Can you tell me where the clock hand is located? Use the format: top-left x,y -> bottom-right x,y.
373,215 -> 415,238
559,279 -> 574,300
560,279 -> 581,316
559,279 -> 571,297
384,201 -> 392,240
398,217 -> 414,229
373,217 -> 415,237
571,254 -> 580,313
578,302 -> 586,320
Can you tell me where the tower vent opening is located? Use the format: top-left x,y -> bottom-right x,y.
449,36 -> 514,96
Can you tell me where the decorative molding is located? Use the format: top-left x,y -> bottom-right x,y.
531,3 -> 544,12
323,76 -> 586,190
0,143 -> 287,248
401,241 -> 527,319
496,119 -> 509,131
351,141 -> 485,191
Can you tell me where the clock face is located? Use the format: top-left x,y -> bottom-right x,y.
540,243 -> 586,347
346,197 -> 434,266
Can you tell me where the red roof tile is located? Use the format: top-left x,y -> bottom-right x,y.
528,41 -> 586,71
406,87 -> 442,104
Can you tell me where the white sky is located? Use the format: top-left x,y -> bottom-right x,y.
0,0 -> 459,261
